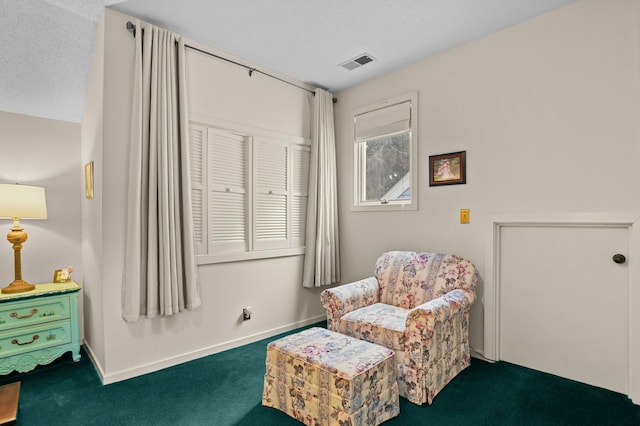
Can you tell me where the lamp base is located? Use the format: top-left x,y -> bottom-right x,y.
1,279 -> 35,294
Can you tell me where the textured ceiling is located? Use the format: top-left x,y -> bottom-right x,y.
0,0 -> 124,123
1,0 -> 576,123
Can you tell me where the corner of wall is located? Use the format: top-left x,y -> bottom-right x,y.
80,6 -> 107,370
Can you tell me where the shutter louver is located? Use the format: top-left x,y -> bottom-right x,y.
292,146 -> 310,245
210,192 -> 245,241
256,143 -> 287,192
209,130 -> 247,253
255,193 -> 287,238
189,124 -> 206,254
292,196 -> 307,240
254,142 -> 289,250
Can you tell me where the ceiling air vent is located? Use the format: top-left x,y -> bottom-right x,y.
340,53 -> 376,70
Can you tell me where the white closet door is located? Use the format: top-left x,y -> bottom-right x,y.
499,225 -> 628,394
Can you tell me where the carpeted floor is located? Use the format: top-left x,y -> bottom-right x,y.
1,324 -> 638,425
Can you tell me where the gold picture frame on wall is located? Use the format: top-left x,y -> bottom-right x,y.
85,161 -> 94,199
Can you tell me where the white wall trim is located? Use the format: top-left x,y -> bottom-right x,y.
629,220 -> 640,403
82,339 -> 106,381
88,315 -> 325,385
189,112 -> 310,147
484,212 -> 640,403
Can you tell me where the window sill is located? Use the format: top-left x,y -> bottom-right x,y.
196,247 -> 306,265
352,202 -> 417,212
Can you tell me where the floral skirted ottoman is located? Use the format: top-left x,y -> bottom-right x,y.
262,327 -> 399,425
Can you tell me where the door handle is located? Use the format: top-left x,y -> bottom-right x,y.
612,254 -> 626,264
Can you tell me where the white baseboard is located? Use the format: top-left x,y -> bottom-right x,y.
470,347 -> 494,363
85,315 -> 326,385
81,339 -> 106,380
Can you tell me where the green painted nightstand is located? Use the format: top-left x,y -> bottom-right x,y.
0,281 -> 81,374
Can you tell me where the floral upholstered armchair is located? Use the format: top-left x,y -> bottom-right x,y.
320,251 -> 477,405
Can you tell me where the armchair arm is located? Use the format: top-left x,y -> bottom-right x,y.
402,289 -> 475,405
405,289 -> 474,363
409,289 -> 474,324
320,277 -> 380,331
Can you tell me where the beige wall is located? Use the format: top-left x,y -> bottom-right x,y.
0,111 -> 82,289
81,8 -> 325,383
80,12 -> 106,371
334,0 -> 640,374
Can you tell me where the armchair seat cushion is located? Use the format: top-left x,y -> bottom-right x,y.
341,303 -> 409,351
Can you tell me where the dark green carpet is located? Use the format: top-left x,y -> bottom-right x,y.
1,324 -> 638,425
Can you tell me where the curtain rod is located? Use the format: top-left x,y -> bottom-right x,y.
125,21 -> 317,97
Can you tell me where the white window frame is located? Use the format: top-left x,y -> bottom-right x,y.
189,117 -> 310,264
352,91 -> 418,211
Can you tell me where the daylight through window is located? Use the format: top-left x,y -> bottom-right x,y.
353,92 -> 417,211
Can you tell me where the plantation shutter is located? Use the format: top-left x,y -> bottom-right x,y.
254,140 -> 289,250
354,100 -> 411,141
188,124 -> 206,255
208,129 -> 248,253
189,123 -> 310,260
292,145 -> 310,247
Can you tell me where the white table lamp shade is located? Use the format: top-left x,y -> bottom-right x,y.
0,184 -> 47,220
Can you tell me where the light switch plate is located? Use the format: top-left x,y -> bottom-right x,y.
460,209 -> 470,224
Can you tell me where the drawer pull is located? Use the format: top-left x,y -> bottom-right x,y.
11,335 -> 40,346
10,308 -> 38,319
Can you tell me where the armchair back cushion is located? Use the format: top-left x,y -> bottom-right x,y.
376,251 -> 475,308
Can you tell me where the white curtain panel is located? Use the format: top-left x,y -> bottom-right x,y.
122,21 -> 201,322
302,88 -> 341,288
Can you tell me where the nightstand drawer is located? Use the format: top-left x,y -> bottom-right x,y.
0,295 -> 70,332
0,321 -> 72,358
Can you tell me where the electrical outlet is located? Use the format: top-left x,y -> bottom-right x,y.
242,307 -> 252,321
460,209 -> 470,224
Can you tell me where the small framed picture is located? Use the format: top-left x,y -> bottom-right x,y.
53,266 -> 73,283
429,151 -> 466,186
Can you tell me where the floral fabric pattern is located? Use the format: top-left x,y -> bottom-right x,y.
340,303 -> 408,351
376,251 -> 476,308
320,277 -> 379,331
320,251 -> 477,406
262,327 -> 400,425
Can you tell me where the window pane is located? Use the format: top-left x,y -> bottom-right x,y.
352,91 -> 417,211
361,131 -> 411,202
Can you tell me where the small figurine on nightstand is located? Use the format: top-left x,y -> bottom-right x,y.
53,266 -> 73,283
